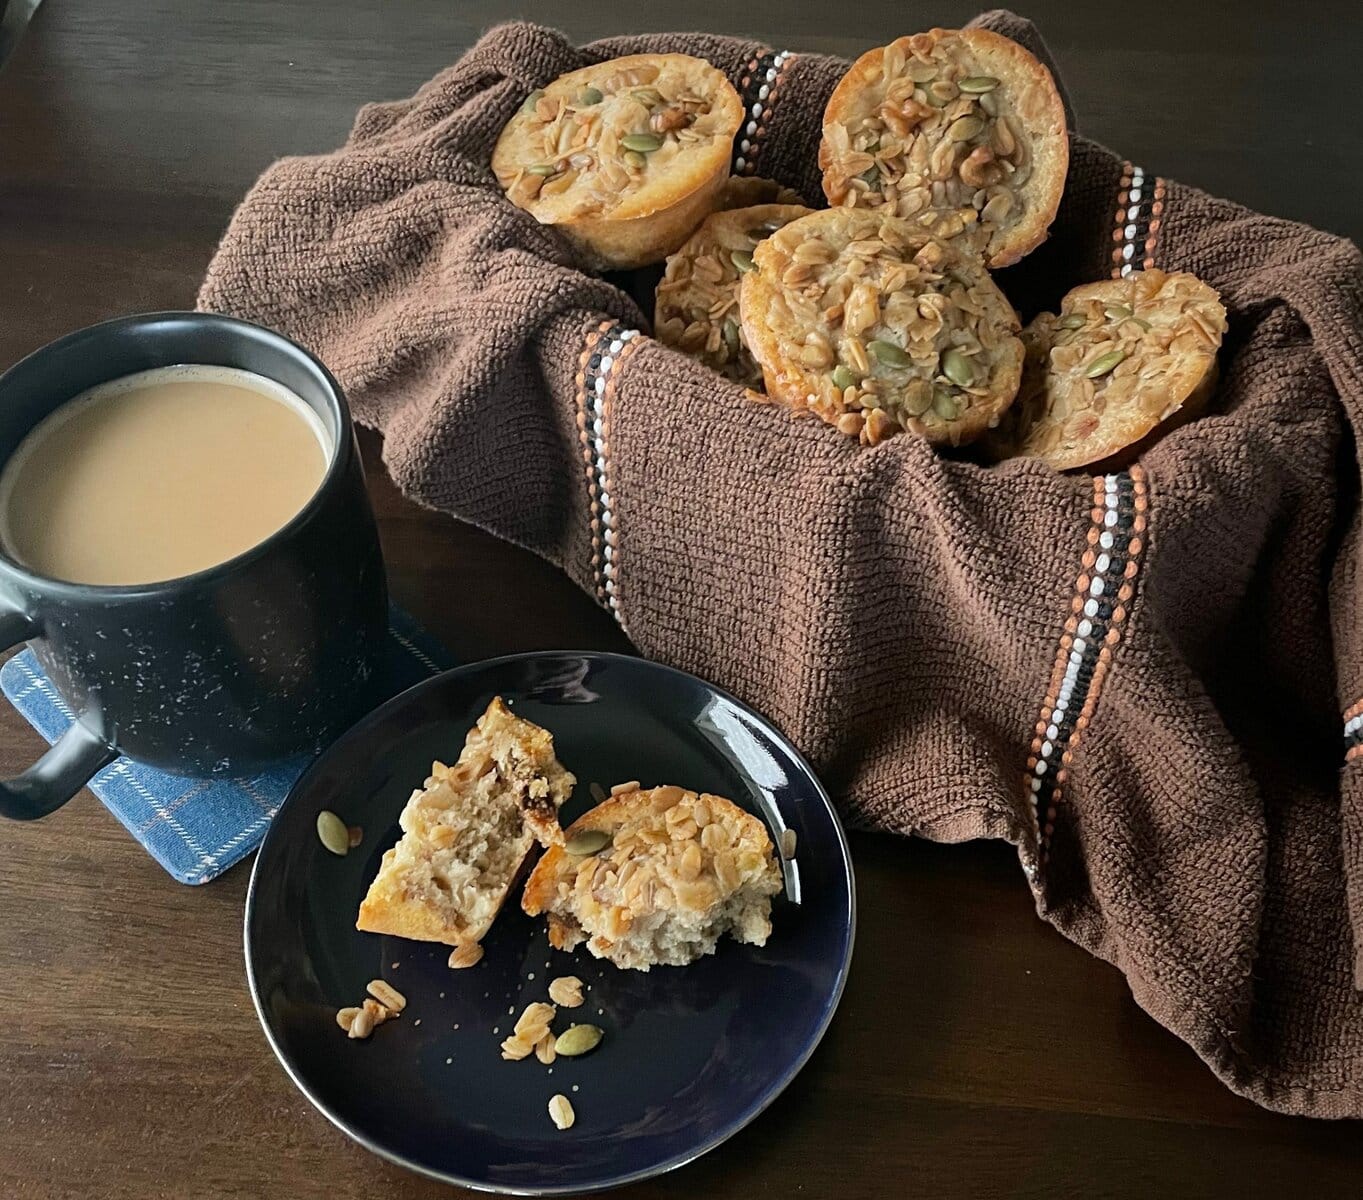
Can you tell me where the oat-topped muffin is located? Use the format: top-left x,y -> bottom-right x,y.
492,54 -> 743,269
656,203 -> 813,385
522,784 -> 782,971
820,28 -> 1068,268
356,698 -> 574,948
738,207 -> 1024,446
986,269 -> 1226,470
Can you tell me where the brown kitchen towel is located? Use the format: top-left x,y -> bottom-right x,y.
199,12 -> 1363,1116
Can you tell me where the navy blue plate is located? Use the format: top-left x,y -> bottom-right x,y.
245,652 -> 855,1195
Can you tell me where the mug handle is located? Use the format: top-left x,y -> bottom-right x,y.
0,608 -> 118,820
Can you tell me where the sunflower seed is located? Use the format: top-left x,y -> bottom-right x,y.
1104,304 -> 1133,321
565,829 -> 612,856
448,943 -> 484,969
316,810 -> 349,856
548,1094 -> 576,1130
622,150 -> 647,170
620,132 -> 663,153
1084,349 -> 1127,378
958,76 -> 1000,94
554,1024 -> 604,1057
941,348 -> 975,387
367,979 -> 406,1012
868,339 -> 910,367
336,1006 -> 362,1031
1128,317 -> 1152,332
1056,314 -> 1086,330
578,86 -> 603,106
723,318 -> 740,351
831,365 -> 856,390
525,163 -> 557,176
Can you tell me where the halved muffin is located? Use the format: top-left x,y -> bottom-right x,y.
356,698 -> 575,948
984,269 -> 1226,470
819,28 -> 1068,268
492,54 -> 744,269
739,206 -> 1024,446
656,202 -> 813,386
522,784 -> 782,971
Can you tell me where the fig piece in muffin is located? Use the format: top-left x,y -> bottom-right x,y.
656,202 -> 813,386
522,784 -> 782,971
739,206 -> 1024,447
820,28 -> 1068,268
984,269 -> 1227,470
493,54 -> 743,269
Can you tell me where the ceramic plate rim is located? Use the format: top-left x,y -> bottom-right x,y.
243,650 -> 856,1196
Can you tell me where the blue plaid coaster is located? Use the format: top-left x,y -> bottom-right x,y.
0,606 -> 453,884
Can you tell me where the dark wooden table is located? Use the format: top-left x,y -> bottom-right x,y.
2,2 -> 1361,1196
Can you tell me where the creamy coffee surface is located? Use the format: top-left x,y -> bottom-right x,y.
0,365 -> 331,586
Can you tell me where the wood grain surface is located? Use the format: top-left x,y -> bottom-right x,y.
1,2 -> 1360,1197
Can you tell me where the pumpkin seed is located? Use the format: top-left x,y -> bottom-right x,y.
831,364 -> 856,390
1127,316 -> 1152,332
521,89 -> 545,115
947,116 -> 985,142
620,132 -> 663,153
958,75 -> 1000,94
631,87 -> 664,106
932,386 -> 962,419
730,249 -> 755,274
723,318 -> 741,351
564,829 -> 612,856
554,1024 -> 604,1057
623,150 -> 647,170
1084,349 -> 1127,378
941,348 -> 975,388
316,810 -> 349,856
902,382 -> 934,416
1056,314 -> 1086,330
859,166 -> 881,187
578,86 -> 603,106
908,62 -> 937,84
868,339 -> 910,368
1103,304 -> 1133,321
526,163 -> 557,176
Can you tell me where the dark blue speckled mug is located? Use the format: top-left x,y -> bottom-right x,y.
0,313 -> 388,819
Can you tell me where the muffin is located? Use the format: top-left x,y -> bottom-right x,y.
655,202 -> 813,385
356,698 -> 574,948
985,269 -> 1226,470
522,783 -> 782,971
492,54 -> 744,269
819,28 -> 1068,268
738,207 -> 1024,446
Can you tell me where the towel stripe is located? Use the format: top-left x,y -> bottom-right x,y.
1027,468 -> 1149,869
734,50 -> 795,176
574,317 -> 640,622
1110,163 -> 1165,278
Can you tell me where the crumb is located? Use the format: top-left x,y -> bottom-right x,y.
493,1027 -> 500,1035
572,1085 -> 579,1093
453,1023 -> 460,1030
391,962 -> 399,970
445,1057 -> 452,1065
528,972 -> 535,980
414,1019 -> 422,1027
439,992 -> 446,999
